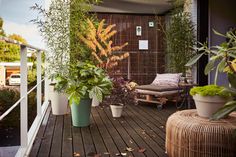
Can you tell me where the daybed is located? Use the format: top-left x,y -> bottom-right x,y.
135,73 -> 183,109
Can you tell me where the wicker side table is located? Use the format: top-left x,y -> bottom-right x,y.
166,110 -> 236,157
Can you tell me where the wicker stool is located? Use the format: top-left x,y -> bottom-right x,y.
166,110 -> 236,157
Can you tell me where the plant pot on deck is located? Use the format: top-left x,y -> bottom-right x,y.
71,98 -> 92,127
110,103 -> 124,118
49,84 -> 68,115
193,94 -> 228,118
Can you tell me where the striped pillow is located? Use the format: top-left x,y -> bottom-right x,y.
152,73 -> 182,87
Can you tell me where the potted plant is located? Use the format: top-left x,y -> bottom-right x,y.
186,30 -> 236,119
190,85 -> 231,118
56,62 -> 112,127
78,19 -> 130,107
31,0 -> 71,115
104,77 -> 137,118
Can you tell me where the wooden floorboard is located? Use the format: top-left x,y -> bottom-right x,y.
30,103 -> 177,157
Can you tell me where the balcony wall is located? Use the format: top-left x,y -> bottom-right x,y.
97,13 -> 166,84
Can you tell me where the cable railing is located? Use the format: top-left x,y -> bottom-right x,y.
0,36 -> 50,157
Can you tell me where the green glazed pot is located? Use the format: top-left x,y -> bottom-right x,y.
71,98 -> 92,127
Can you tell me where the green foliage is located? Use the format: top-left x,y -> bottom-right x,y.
211,87 -> 236,120
69,0 -> 101,62
186,30 -> 236,120
8,34 -> 27,44
165,3 -> 195,74
28,68 -> 37,87
190,85 -> 231,98
0,87 -> 37,128
55,62 -> 112,105
186,30 -> 236,84
31,1 -> 70,77
0,17 -> 28,62
0,41 -> 20,62
0,87 -> 20,127
0,17 -> 5,36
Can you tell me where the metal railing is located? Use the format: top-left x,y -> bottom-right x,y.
0,36 -> 50,157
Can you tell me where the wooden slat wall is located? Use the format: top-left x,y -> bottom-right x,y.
97,13 -> 166,84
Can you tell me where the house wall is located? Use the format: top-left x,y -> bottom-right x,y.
209,0 -> 236,85
97,13 -> 166,84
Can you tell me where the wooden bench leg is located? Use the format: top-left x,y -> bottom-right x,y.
146,95 -> 153,101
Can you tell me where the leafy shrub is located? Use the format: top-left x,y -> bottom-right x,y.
190,85 -> 231,98
0,87 -> 37,128
104,77 -> 137,106
0,87 -> 20,127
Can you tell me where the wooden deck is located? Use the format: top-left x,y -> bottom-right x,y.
29,103 -> 177,157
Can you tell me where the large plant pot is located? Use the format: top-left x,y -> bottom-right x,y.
193,94 -> 227,118
110,103 -> 124,118
71,98 -> 92,127
49,85 -> 68,115
92,96 -> 99,107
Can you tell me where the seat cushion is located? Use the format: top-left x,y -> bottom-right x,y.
136,84 -> 181,92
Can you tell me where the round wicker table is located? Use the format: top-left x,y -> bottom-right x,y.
166,110 -> 236,157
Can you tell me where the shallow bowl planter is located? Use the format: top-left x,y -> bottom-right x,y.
71,98 -> 92,127
193,94 -> 228,118
49,85 -> 68,115
110,103 -> 124,118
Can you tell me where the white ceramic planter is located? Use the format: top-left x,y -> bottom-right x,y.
92,96 -> 100,107
193,94 -> 227,118
110,104 -> 124,118
49,85 -> 68,115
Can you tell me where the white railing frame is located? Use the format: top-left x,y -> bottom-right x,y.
0,36 -> 49,157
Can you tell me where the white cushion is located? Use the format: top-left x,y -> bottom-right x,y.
151,73 -> 182,87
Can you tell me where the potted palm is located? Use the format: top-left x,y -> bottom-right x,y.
55,62 -> 112,127
104,77 -> 137,118
190,85 -> 231,118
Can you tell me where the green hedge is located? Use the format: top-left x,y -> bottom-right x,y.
0,87 -> 37,128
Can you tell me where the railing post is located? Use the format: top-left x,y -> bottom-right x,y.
20,45 -> 28,147
44,54 -> 49,104
37,51 -> 42,116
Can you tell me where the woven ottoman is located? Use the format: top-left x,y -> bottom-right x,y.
166,110 -> 236,157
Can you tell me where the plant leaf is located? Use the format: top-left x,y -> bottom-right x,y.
213,29 -> 227,38
185,53 -> 204,66
211,101 -> 236,120
217,59 -> 226,72
228,73 -> 236,89
204,59 -> 215,75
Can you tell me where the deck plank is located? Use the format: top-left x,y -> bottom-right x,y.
103,107 -> 146,157
92,108 -> 120,156
96,107 -> 133,157
29,106 -> 51,157
90,114 -> 108,156
72,127 -> 85,157
50,116 -> 63,157
81,124 -> 96,156
61,114 -> 73,157
37,110 -> 56,157
30,103 -> 176,157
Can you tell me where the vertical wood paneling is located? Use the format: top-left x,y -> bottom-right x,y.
97,14 -> 165,84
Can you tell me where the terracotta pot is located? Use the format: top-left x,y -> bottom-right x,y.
110,103 -> 124,118
193,94 -> 227,118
